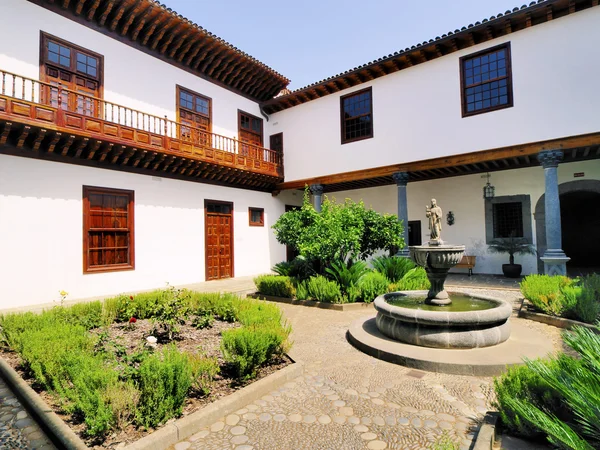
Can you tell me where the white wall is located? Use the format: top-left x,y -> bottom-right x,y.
0,154 -> 302,309
269,6 -> 600,181
327,161 -> 600,275
0,0 -> 266,143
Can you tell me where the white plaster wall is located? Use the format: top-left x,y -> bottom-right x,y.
328,161 -> 600,275
269,7 -> 600,181
0,0 -> 265,142
0,154 -> 302,309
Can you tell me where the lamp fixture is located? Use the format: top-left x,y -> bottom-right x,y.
482,172 -> 495,199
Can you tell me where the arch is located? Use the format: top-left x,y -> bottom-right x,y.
534,179 -> 600,274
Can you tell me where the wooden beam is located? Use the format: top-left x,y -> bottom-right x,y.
86,0 -> 101,21
62,0 -> 71,8
32,129 -> 47,151
161,155 -> 177,171
132,150 -> 147,167
0,123 -> 13,146
276,131 -> 600,190
159,25 -> 184,54
110,145 -> 125,163
199,47 -> 227,73
183,43 -> 202,65
174,39 -> 194,61
504,19 -> 512,34
142,151 -> 157,168
192,41 -> 219,69
120,0 -> 144,36
150,18 -> 173,50
60,135 -> 75,156
74,137 -> 89,158
85,140 -> 101,159
151,154 -> 166,170
74,0 -> 86,15
131,7 -> 151,40
546,6 -> 553,21
98,0 -> 115,26
121,148 -> 136,164
109,2 -> 128,32
141,15 -> 161,45
223,61 -> 248,85
17,126 -> 31,148
97,144 -> 112,162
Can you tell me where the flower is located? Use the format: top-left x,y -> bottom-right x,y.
129,295 -> 134,300
128,317 -> 137,323
146,336 -> 157,346
59,290 -> 68,297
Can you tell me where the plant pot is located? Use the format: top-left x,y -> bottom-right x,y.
502,263 -> 522,278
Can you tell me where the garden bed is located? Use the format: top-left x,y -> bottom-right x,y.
518,299 -> 600,333
248,293 -> 374,311
0,289 -> 292,449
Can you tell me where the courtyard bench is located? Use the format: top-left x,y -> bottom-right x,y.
455,255 -> 476,276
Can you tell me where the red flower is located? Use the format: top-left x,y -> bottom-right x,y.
129,295 -> 134,300
129,317 -> 137,323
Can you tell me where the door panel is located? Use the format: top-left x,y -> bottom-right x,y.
205,203 -> 233,281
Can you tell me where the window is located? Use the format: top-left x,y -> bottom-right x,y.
460,43 -> 513,117
249,207 -> 264,227
176,86 -> 211,144
340,87 -> 373,144
40,32 -> 103,116
83,186 -> 134,273
238,110 -> 263,157
270,133 -> 283,153
484,195 -> 532,244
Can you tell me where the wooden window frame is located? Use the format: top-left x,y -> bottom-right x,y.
248,207 -> 265,227
175,85 -> 212,132
269,132 -> 283,152
238,110 -> 264,146
459,42 -> 513,118
340,87 -> 374,145
83,186 -> 135,274
40,31 -> 104,97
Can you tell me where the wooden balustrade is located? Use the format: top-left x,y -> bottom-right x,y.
0,69 -> 283,175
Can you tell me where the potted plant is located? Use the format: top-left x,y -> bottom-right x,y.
488,234 -> 536,278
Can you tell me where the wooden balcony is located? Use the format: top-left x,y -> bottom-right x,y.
0,70 -> 283,190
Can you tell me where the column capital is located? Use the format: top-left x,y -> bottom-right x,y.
537,149 -> 563,169
309,184 -> 324,196
392,171 -> 409,186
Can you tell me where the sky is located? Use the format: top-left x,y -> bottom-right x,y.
163,0 -> 524,90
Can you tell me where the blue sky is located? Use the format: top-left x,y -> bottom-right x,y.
165,0 -> 523,90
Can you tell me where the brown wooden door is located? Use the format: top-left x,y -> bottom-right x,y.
205,201 -> 234,280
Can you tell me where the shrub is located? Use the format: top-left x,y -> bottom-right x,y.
136,345 -> 192,429
371,256 -> 415,283
389,267 -> 430,291
254,275 -> 296,298
305,275 -> 343,303
324,259 -> 369,301
272,256 -> 316,281
187,292 -> 239,322
520,275 -> 573,317
573,274 -> 600,324
221,326 -> 289,378
295,280 -> 309,300
357,271 -> 389,303
192,312 -> 214,329
188,354 -> 220,396
103,382 -> 139,430
495,325 -> 600,448
150,286 -> 190,340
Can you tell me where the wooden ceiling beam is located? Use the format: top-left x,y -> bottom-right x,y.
223,61 -> 249,85
150,154 -> 166,170
74,0 -> 86,15
73,138 -> 89,158
59,134 -> 75,156
85,139 -> 101,159
32,128 -> 47,151
209,51 -> 234,77
86,0 -> 101,20
120,148 -> 136,164
159,24 -> 184,54
167,30 -> 192,58
16,126 -> 31,148
63,0 -> 72,9
98,0 -> 116,26
192,41 -> 219,69
97,144 -> 113,162
182,43 -> 202,64
150,18 -> 173,50
141,14 -> 161,45
198,47 -> 227,73
109,1 -> 128,32
174,39 -> 194,62
47,132 -> 61,153
141,151 -> 157,168
110,145 -> 125,163
121,1 -> 145,36
131,7 -> 152,40
131,150 -> 147,167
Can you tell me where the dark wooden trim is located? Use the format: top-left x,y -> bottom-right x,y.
276,131 -> 600,190
459,42 -> 513,118
237,109 -> 264,146
82,185 -> 135,274
340,87 -> 374,145
175,84 -> 213,133
248,207 -> 264,227
39,31 -> 105,100
204,199 -> 235,281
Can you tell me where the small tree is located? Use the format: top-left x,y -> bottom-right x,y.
272,189 -> 404,269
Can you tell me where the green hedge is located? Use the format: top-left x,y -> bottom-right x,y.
254,275 -> 296,298
0,289 -> 290,439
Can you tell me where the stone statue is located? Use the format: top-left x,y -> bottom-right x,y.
426,198 -> 443,245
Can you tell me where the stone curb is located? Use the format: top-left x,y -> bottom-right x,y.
0,357 -> 89,450
519,300 -> 599,332
248,293 -> 374,311
472,412 -> 498,450
446,283 -> 521,292
123,359 -> 304,450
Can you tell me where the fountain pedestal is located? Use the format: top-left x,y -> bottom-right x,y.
409,245 -> 465,305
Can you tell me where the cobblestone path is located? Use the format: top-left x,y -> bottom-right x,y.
0,377 -> 56,450
171,289 -> 562,450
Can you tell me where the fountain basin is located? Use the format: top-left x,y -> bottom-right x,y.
374,291 -> 512,349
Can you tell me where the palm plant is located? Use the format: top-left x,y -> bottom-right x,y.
488,233 -> 536,265
324,259 -> 369,298
371,256 -> 415,283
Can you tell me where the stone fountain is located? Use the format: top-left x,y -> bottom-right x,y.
374,199 -> 512,349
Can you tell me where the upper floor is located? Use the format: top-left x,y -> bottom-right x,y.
0,0 -> 289,190
265,0 -> 600,184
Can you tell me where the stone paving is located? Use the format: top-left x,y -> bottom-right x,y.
170,289 -> 563,450
0,377 -> 55,450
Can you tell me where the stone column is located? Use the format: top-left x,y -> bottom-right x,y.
537,150 -> 570,275
392,172 -> 410,257
309,184 -> 324,213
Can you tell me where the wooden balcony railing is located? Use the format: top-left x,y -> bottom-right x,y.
0,69 -> 283,177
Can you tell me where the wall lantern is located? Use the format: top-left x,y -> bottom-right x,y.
483,172 -> 495,199
446,211 -> 455,226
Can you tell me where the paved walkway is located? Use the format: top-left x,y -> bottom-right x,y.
170,289 -> 562,450
0,378 -> 55,450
